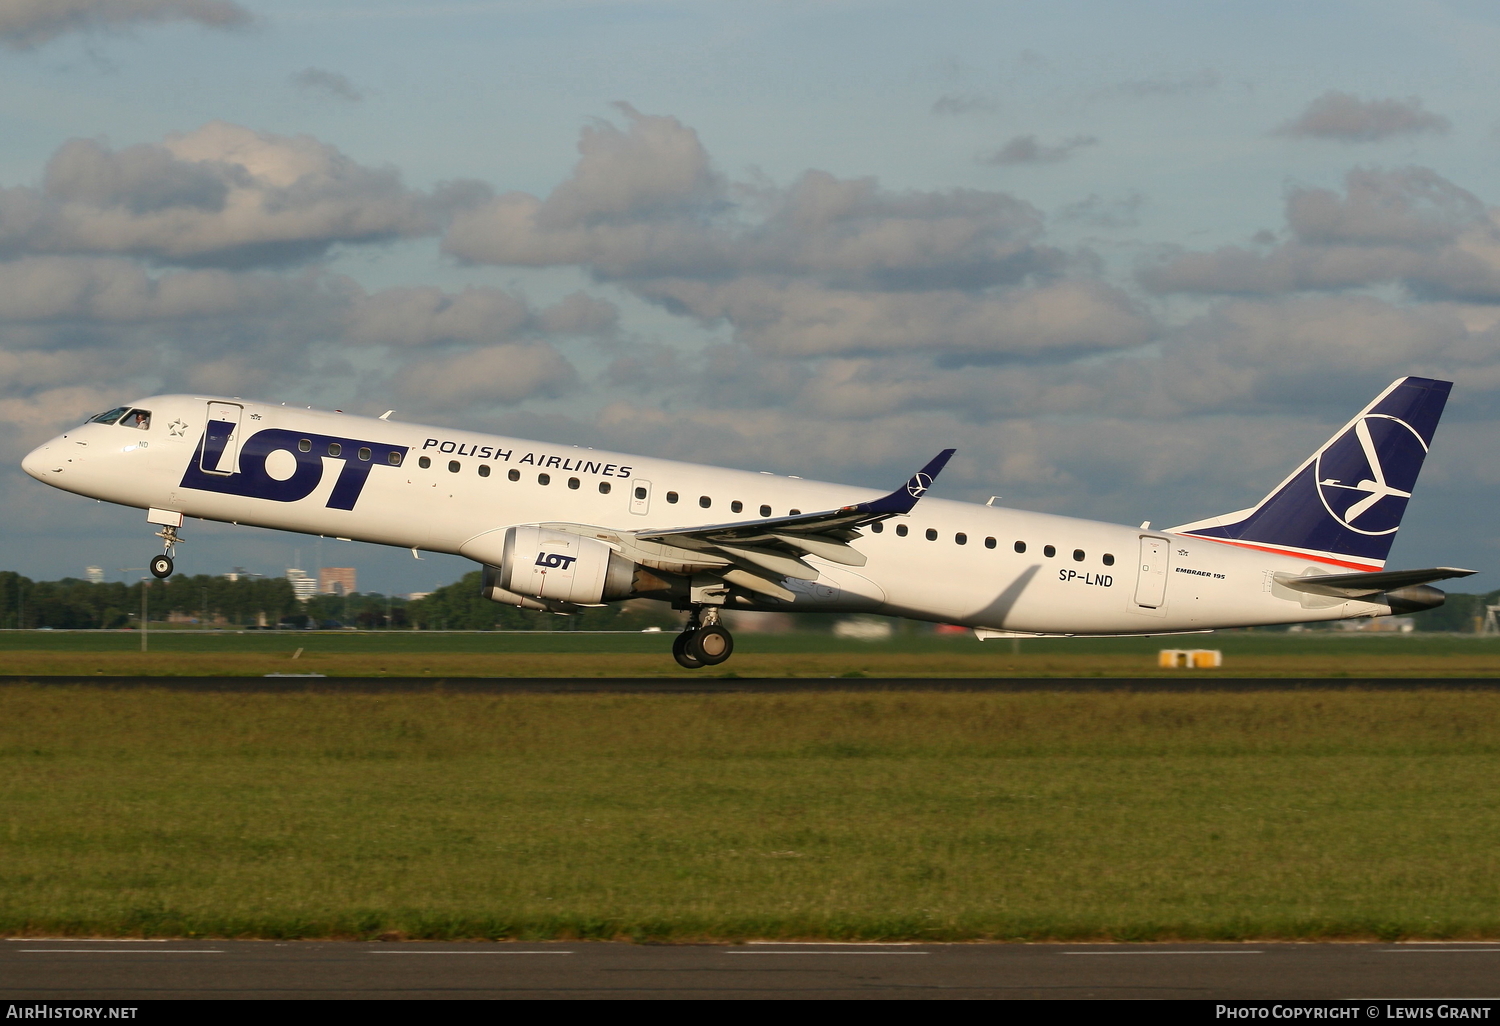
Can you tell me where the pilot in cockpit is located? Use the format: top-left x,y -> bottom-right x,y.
127,410 -> 150,430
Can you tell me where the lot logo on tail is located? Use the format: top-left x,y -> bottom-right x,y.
1315,414 -> 1425,535
1170,376 -> 1451,567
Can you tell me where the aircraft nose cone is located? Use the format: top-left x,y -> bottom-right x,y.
21,443 -> 51,480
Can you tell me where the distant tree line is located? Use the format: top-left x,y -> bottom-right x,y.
0,572 -> 299,630
405,571 -> 681,631
1406,592 -> 1500,633
0,569 -> 682,631
2,566 -> 1493,632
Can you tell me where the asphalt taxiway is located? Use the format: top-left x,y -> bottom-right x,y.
5,940 -> 1500,1000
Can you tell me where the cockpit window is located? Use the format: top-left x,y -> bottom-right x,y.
88,407 -> 130,425
122,409 -> 151,430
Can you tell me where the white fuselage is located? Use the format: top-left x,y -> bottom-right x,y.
22,395 -> 1395,634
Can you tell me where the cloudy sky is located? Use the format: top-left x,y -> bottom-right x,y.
4,0 -> 1500,594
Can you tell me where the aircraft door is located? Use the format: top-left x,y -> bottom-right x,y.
1133,536 -> 1169,609
199,401 -> 243,476
630,479 -> 651,515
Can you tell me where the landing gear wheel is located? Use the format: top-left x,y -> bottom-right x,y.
149,554 -> 174,579
688,625 -> 734,666
673,630 -> 704,669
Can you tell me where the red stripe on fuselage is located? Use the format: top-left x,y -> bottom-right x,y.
1179,534 -> 1382,572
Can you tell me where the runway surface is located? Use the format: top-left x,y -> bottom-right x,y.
5,940 -> 1500,999
4,676 -> 1500,693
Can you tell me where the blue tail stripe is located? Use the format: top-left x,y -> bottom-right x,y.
1183,377 -> 1450,564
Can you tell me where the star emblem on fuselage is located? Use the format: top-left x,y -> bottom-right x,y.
167,419 -> 188,437
250,413 -> 262,420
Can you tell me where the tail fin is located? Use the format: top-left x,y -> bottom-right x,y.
1169,377 -> 1451,570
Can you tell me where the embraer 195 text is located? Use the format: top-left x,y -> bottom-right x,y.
22,377 -> 1474,667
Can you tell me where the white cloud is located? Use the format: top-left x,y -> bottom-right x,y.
1276,91 -> 1451,143
1140,167 -> 1500,302
291,68 -> 363,103
0,123 -> 443,267
0,0 -> 250,50
980,134 -> 1098,166
395,344 -> 577,409
633,277 -> 1152,359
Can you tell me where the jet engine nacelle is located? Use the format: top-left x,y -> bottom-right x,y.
480,564 -> 580,614
497,525 -> 636,606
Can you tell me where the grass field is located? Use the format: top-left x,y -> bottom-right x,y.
3,629 -> 1500,677
3,685 -> 1500,941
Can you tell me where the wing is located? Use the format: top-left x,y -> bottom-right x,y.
631,449 -> 955,597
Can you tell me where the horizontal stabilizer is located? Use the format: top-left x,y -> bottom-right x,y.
1276,566 -> 1475,598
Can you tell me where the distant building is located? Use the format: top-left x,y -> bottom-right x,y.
319,567 -> 357,596
724,610 -> 796,633
85,566 -> 104,584
833,616 -> 893,640
285,568 -> 317,601
407,592 -> 431,602
1337,617 -> 1415,633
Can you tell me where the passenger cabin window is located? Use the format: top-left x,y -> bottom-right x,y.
358,447 -> 372,462
88,407 -> 130,425
1014,541 -> 1026,553
298,439 -> 312,453
667,491 -> 679,503
448,460 -> 460,473
1102,553 -> 1115,566
568,477 -> 580,489
123,409 -> 151,430
871,522 -> 883,533
789,509 -> 801,515
418,456 -> 431,469
925,528 -> 938,541
599,482 -> 612,495
985,537 -> 996,549
508,469 -> 520,481
328,442 -> 341,457
895,524 -> 908,537
955,533 -> 967,545
760,504 -> 771,517
538,473 -> 550,485
634,486 -> 648,500
731,501 -> 743,513
478,465 -> 490,478
699,496 -> 711,508
388,451 -> 402,466
1043,545 -> 1056,558
1073,549 -> 1085,562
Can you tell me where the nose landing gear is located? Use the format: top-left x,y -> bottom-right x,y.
149,520 -> 182,579
673,606 -> 735,669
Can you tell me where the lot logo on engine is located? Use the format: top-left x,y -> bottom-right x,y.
536,552 -> 578,570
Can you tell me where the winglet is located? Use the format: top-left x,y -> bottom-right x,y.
854,449 -> 956,518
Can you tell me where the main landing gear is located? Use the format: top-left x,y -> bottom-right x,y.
673,606 -> 735,669
149,523 -> 182,579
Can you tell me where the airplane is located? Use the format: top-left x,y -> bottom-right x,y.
21,376 -> 1474,667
